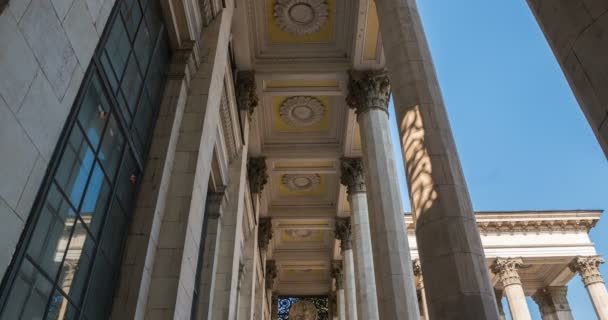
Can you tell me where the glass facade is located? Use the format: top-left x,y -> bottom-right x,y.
0,0 -> 170,318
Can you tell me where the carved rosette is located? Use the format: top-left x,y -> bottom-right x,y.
532,287 -> 570,316
491,258 -> 524,287
248,157 -> 268,194
281,174 -> 321,192
266,260 -> 278,290
346,70 -> 391,116
274,0 -> 329,36
569,255 -> 605,286
279,96 -> 325,127
340,157 -> 365,195
334,218 -> 352,251
331,261 -> 344,290
258,218 -> 273,251
236,71 -> 259,118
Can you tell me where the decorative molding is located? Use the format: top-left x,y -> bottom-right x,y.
219,89 -> 237,162
258,218 -> 273,250
346,70 -> 391,116
334,218 -> 352,251
281,174 -> 321,192
330,260 -> 343,289
279,96 -> 325,127
532,286 -> 571,316
340,157 -> 365,194
273,0 -> 329,36
236,71 -> 259,118
491,257 -> 524,287
266,260 -> 278,289
569,255 -> 605,286
478,219 -> 598,234
248,157 -> 269,194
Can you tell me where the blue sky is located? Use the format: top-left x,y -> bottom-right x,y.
386,1 -> 608,318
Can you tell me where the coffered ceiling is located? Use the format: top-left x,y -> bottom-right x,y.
232,0 -> 383,296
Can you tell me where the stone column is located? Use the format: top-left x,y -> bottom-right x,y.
570,255 -> 608,319
346,71 -> 419,320
413,259 -> 429,320
532,286 -> 573,320
495,289 -> 507,320
255,218 -> 273,320
335,218 -> 358,320
332,262 -> 347,320
526,0 -> 608,158
339,158 -> 380,320
196,190 -> 226,320
491,258 -> 532,320
372,0 -> 499,318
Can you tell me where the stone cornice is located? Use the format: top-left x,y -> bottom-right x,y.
404,210 -> 601,234
491,257 -> 525,287
334,218 -> 352,251
346,70 -> 391,116
340,157 -> 365,195
569,255 -> 605,286
247,157 -> 268,194
236,71 -> 259,119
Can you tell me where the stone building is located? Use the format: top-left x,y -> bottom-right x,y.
0,0 -> 607,319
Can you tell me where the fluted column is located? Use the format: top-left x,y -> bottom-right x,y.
532,286 -> 573,320
340,158 -> 380,320
570,255 -> 608,319
332,262 -> 347,320
413,259 -> 429,320
373,0 -> 499,318
346,71 -> 419,320
335,218 -> 358,320
492,258 -> 531,320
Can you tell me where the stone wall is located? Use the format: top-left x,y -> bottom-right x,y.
0,0 -> 113,278
527,0 -> 608,157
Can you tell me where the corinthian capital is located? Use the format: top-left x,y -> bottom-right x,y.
569,255 -> 605,286
331,261 -> 344,290
340,157 -> 365,194
334,218 -> 352,251
491,257 -> 524,287
346,70 -> 391,116
247,157 -> 268,194
236,71 -> 259,118
258,218 -> 273,251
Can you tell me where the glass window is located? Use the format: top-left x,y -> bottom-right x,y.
121,0 -> 142,41
81,162 -> 112,237
99,113 -> 125,181
55,127 -> 95,207
120,53 -> 143,117
0,259 -> 53,319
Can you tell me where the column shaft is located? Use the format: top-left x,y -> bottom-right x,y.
374,0 -> 498,318
587,283 -> 608,319
343,249 -> 358,320
492,258 -> 531,320
337,289 -> 346,320
570,256 -> 608,319
532,287 -> 573,320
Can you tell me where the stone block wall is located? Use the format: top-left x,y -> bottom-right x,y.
0,0 -> 114,279
528,0 -> 608,157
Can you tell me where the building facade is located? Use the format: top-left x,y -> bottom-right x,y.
0,0 -> 607,319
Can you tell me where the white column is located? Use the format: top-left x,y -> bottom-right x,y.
254,218 -> 272,320
347,71 -> 419,319
373,0 -> 499,317
340,158 -> 379,319
335,218 -> 358,320
332,261 -> 347,320
570,255 -> 608,319
532,286 -> 573,320
492,258 -> 532,320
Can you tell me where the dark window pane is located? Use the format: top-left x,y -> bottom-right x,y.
116,91 -> 132,125
0,259 -> 52,319
77,77 -> 110,149
26,185 -> 75,279
121,0 -> 142,41
145,36 -> 169,104
120,54 -> 143,115
144,0 -> 162,36
104,17 -> 131,84
100,53 -> 119,93
134,21 -> 152,74
56,221 -> 96,306
80,162 -> 111,238
99,201 -> 127,267
55,127 -> 95,207
46,290 -> 78,320
81,255 -> 114,320
115,149 -> 139,212
99,113 -> 125,181
131,93 -> 153,156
